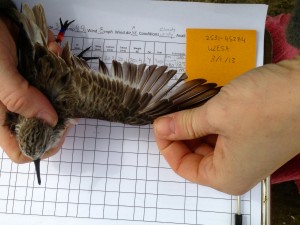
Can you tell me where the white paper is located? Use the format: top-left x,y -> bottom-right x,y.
0,1 -> 268,225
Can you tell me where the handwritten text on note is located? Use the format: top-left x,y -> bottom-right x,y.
186,29 -> 256,85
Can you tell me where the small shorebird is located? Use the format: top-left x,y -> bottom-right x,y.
2,1 -> 220,184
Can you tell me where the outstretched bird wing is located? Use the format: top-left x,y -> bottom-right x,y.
32,43 -> 220,125
3,1 -> 220,185
10,3 -> 220,125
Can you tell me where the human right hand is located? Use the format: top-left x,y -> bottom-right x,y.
154,56 -> 300,195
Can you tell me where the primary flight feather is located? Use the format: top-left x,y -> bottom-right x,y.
2,1 -> 220,184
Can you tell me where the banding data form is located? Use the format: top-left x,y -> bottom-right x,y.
0,1 -> 268,225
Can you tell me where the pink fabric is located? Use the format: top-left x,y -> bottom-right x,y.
266,14 -> 300,191
271,154 -> 300,193
265,14 -> 300,63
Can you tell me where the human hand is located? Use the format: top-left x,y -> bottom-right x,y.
0,16 -> 62,163
154,56 -> 300,195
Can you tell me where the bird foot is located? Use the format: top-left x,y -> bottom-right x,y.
77,46 -> 98,61
56,18 -> 75,43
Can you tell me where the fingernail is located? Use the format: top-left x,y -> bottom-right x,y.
36,111 -> 57,127
154,116 -> 175,137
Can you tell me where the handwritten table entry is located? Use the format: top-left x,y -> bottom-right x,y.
186,29 -> 256,85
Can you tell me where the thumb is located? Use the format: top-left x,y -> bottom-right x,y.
0,69 -> 58,126
153,105 -> 213,140
0,17 -> 58,126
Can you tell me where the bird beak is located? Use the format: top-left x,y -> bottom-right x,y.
34,158 -> 41,185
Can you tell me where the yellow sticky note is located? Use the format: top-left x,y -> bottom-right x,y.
186,29 -> 256,86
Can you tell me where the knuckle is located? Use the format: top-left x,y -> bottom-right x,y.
181,109 -> 198,139
4,94 -> 26,113
1,81 -> 29,114
204,94 -> 228,132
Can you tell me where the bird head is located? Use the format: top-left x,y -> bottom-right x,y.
15,118 -> 52,160
14,116 -> 66,184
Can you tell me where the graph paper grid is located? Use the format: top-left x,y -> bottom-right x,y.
0,34 -> 260,225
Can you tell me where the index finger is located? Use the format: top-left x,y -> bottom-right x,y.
155,135 -> 215,186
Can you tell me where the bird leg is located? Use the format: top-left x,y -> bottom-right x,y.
56,18 -> 75,44
77,46 -> 98,61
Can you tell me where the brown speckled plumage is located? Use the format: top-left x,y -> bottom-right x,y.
32,43 -> 219,125
4,2 -> 220,184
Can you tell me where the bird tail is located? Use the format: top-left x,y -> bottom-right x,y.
2,2 -> 50,82
0,1 -> 48,46
19,3 -> 49,47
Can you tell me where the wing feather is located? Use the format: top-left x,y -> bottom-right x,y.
140,66 -> 168,94
111,60 -> 123,79
20,4 -> 220,125
137,65 -> 157,91
98,59 -> 109,75
32,4 -> 48,44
